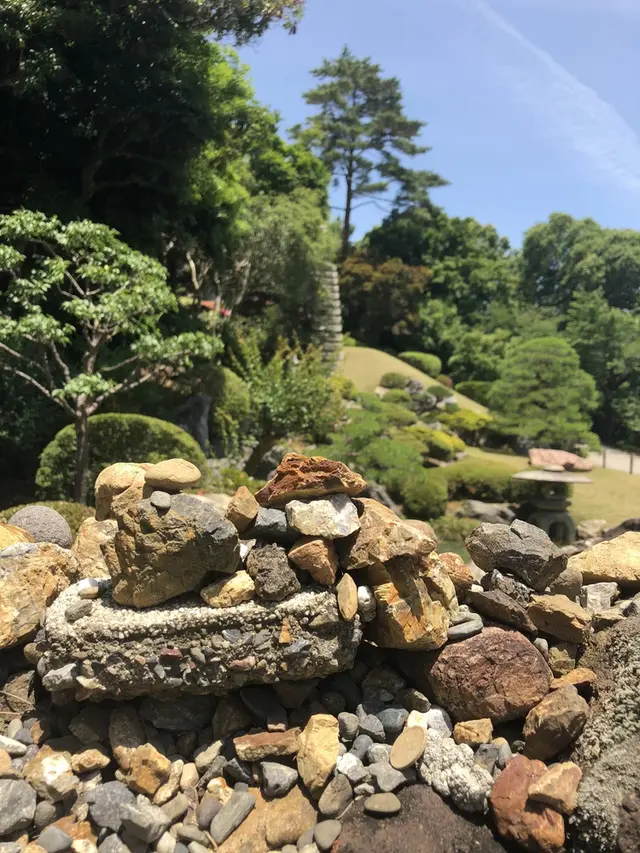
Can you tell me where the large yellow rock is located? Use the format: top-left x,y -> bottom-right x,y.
296,714 -> 340,799
0,523 -> 34,550
370,571 -> 450,651
94,462 -> 147,521
568,532 -> 640,590
528,594 -> 592,644
143,458 -> 201,491
0,543 -> 77,648
71,517 -> 116,579
201,571 -> 255,608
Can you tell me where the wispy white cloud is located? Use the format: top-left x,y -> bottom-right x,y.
473,0 -> 640,193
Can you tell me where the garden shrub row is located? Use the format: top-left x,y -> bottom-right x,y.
398,352 -> 442,377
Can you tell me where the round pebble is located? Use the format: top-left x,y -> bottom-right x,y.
349,734 -> 373,762
363,793 -> 402,816
338,712 -> 359,742
38,827 -> 73,853
314,820 -> 342,851
390,725 -> 426,770
150,491 -> 172,511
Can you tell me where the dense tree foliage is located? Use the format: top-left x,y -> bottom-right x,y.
0,211 -> 217,501
489,337 -> 598,450
293,47 -> 446,259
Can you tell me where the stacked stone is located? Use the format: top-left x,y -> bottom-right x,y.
311,264 -> 343,365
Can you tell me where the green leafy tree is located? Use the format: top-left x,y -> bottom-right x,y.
340,252 -> 432,350
0,210 -> 218,502
520,212 -> 640,311
565,288 -> 640,445
229,330 -> 342,473
447,329 -> 512,384
293,46 -> 446,260
488,337 -> 598,450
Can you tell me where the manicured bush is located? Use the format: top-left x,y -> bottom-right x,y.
427,385 -> 451,402
437,374 -> 454,388
398,352 -> 442,377
401,424 -> 465,462
333,375 -> 359,400
443,402 -> 460,414
380,402 -> 417,427
440,408 -> 492,442
431,515 -> 480,543
0,501 -> 94,536
36,414 -> 208,502
380,371 -> 409,389
443,458 -> 514,503
401,470 -> 448,519
382,389 -> 413,406
358,392 -> 385,413
209,367 -> 252,452
455,380 -> 493,407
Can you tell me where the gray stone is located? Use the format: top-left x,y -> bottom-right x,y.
38,827 -> 73,853
466,520 -> 567,592
38,585 -> 360,701
245,508 -> 297,545
366,744 -> 392,765
396,687 -> 431,713
0,779 -> 37,834
86,781 -> 136,832
187,842 -> 209,853
9,505 -> 72,548
357,586 -> 376,623
318,774 -> 353,817
580,582 -> 619,614
474,743 -> 499,775
338,712 -> 359,742
33,800 -> 60,829
447,616 -> 483,641
65,599 -> 93,623
328,673 -> 361,710
196,793 -> 222,829
533,637 -> 549,659
176,827 -> 207,845
459,500 -> 515,526
161,793 -> 189,824
320,690 -> 345,716
466,588 -> 537,634
98,837 -> 130,853
349,734 -> 373,762
209,790 -> 256,845
549,564 -> 583,599
260,761 -> 298,797
246,543 -> 301,602
335,753 -> 369,785
155,832 -> 176,853
376,707 -> 408,735
120,802 -> 170,844
150,491 -> 172,511
368,762 -> 414,793
314,821 -> 342,851
0,735 -> 28,756
354,783 -> 376,796
363,793 -> 401,816
239,686 -> 287,729
484,570 -> 532,607
297,829 -> 315,849
41,662 -> 78,691
224,757 -> 252,785
119,830 -> 148,853
141,696 -> 215,732
173,844 -> 189,853
357,714 -> 385,743
424,706 -> 454,738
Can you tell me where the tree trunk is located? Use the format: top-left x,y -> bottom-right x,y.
73,412 -> 91,504
340,177 -> 353,262
244,435 -> 278,478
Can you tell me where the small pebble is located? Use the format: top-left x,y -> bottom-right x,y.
297,828 -> 315,849
321,691 -> 346,715
358,715 -> 385,742
77,578 -> 101,599
368,762 -> 413,793
150,491 -> 172,511
354,782 -> 376,796
376,707 -> 408,735
314,821 -> 342,851
425,707 -> 453,738
363,793 -> 401,816
318,774 -> 353,818
447,617 -> 483,641
338,712 -> 359,742
196,793 -> 222,829
335,753 -> 369,785
38,827 -> 73,853
349,734 -> 373,762
390,726 -> 426,770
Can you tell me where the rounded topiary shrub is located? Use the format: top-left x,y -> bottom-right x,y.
427,385 -> 451,402
36,414 -> 208,502
380,402 -> 417,427
382,389 -> 413,406
437,374 -> 454,388
401,470 -> 448,519
380,371 -> 409,389
398,352 -> 442,377
209,367 -> 252,451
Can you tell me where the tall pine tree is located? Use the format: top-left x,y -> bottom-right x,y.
293,46 -> 446,260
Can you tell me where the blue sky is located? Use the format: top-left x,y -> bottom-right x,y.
238,0 -> 640,247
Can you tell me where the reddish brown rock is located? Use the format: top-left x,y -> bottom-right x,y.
527,761 -> 582,815
233,728 -> 300,762
427,628 -> 552,723
255,454 -> 366,506
433,552 -> 474,599
490,755 -> 565,853
288,537 -> 338,585
225,486 -> 259,534
523,685 -> 589,761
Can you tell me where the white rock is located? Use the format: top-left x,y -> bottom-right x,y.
424,707 -> 453,738
418,731 -> 493,813
357,586 -> 376,623
77,579 -> 101,600
0,735 -> 28,756
580,582 -> 619,614
405,710 -> 430,732
286,495 -> 360,539
335,753 -> 369,785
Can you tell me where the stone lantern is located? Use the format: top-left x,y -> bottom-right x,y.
511,464 -> 592,545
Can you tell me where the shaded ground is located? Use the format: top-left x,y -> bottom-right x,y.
336,785 -> 515,853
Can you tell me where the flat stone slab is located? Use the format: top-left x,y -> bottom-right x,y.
39,581 -> 361,701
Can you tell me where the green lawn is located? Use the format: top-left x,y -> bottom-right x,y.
467,447 -> 640,527
340,346 -> 487,414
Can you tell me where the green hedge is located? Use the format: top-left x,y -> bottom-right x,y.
209,367 -> 252,451
398,352 -> 442,377
380,372 -> 409,389
36,414 -> 208,502
0,501 -> 95,536
431,515 -> 480,543
427,385 -> 451,402
380,402 -> 417,427
401,470 -> 448,519
440,408 -> 492,438
382,389 -> 413,406
455,380 -> 493,407
437,458 -> 514,503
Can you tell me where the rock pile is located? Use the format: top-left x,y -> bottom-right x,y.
1,453 -> 640,853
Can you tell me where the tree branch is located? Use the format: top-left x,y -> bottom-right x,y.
0,364 -> 74,416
